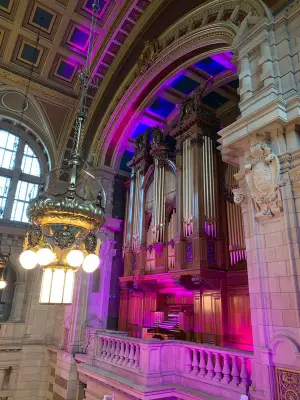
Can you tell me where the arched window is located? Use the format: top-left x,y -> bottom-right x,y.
0,129 -> 45,223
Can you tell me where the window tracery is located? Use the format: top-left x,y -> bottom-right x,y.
0,129 -> 45,223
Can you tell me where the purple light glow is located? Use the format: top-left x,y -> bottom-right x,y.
210,54 -> 237,72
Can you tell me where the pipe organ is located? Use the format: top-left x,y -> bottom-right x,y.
224,165 -> 246,267
121,87 -> 251,348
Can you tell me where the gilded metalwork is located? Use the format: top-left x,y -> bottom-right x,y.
53,227 -> 75,249
84,232 -> 97,253
28,225 -> 43,248
276,368 -> 300,400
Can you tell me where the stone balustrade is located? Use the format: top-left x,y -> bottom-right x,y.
76,330 -> 253,399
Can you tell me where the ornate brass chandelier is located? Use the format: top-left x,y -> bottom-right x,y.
19,0 -> 106,305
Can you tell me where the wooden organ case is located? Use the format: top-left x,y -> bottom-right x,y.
120,89 -> 252,350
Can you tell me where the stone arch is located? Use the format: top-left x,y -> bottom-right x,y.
270,333 -> 300,369
89,0 -> 272,170
0,88 -> 58,168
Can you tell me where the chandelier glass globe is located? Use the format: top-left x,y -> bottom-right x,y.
19,250 -> 38,270
82,254 -> 100,273
66,249 -> 84,268
0,279 -> 7,289
37,248 -> 55,266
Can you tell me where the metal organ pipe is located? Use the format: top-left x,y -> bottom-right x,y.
225,165 -> 246,265
152,159 -> 165,243
123,188 -> 129,256
132,170 -> 141,249
203,135 -> 216,237
183,138 -> 193,236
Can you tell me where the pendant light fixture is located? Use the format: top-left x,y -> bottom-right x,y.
19,0 -> 106,305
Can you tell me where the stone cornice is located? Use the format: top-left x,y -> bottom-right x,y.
219,96 -> 300,154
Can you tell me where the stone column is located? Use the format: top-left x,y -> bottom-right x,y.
259,39 -> 275,88
238,54 -> 253,102
86,238 -> 116,329
275,16 -> 297,99
8,281 -> 26,322
0,367 -> 6,390
233,135 -> 300,400
76,380 -> 85,400
66,268 -> 89,353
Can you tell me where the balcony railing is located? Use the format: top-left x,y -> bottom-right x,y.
75,329 -> 253,400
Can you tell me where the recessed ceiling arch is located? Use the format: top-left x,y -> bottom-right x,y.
88,0 -> 272,170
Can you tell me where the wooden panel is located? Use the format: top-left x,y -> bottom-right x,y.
214,297 -> 222,346
128,293 -> 144,326
227,293 -> 252,346
143,293 -> 156,326
202,294 -> 213,333
118,292 -> 128,331
193,292 -> 201,332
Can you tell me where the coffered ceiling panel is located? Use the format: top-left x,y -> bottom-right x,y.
23,1 -> 62,40
0,0 -> 19,21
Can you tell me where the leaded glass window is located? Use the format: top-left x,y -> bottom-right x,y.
0,129 -> 44,222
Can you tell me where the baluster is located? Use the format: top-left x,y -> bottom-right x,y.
240,357 -> 250,388
101,338 -> 107,358
122,342 -> 130,366
113,341 -> 121,363
206,351 -> 215,379
231,356 -> 241,386
186,348 -> 192,373
128,343 -> 135,367
192,349 -> 199,375
134,345 -> 140,369
105,339 -> 112,360
109,340 -> 116,361
118,341 -> 125,365
213,353 -> 222,382
199,350 -> 207,378
97,337 -> 103,358
222,354 -> 231,384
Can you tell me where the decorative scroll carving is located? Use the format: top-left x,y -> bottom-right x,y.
233,189 -> 245,205
137,39 -> 160,75
237,134 -> 283,220
276,368 -> 300,400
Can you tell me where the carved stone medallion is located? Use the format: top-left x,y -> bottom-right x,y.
235,134 -> 283,220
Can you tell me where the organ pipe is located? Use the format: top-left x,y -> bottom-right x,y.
182,138 -> 193,236
123,188 -> 129,256
225,165 -> 246,265
151,159 -> 165,242
202,135 -> 217,237
132,169 -> 141,249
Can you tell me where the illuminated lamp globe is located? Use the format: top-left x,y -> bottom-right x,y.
0,279 -> 7,289
66,249 -> 84,268
37,248 -> 55,266
19,250 -> 38,270
82,254 -> 100,273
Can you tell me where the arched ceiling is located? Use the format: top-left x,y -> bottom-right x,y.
0,0 -> 294,169
117,51 -> 239,173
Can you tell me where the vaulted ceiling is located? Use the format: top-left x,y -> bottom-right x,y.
0,0 -> 294,169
